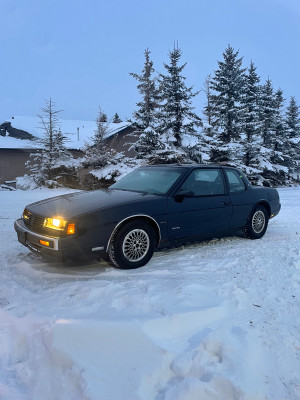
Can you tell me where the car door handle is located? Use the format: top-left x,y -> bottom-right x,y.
222,201 -> 232,206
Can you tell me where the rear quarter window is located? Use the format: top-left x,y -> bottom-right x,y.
225,169 -> 246,193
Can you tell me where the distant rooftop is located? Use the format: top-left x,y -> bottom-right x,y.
0,116 -> 131,150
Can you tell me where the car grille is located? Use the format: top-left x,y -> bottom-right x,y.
24,211 -> 45,232
23,210 -> 62,237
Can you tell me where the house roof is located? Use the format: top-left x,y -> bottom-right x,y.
0,116 -> 131,150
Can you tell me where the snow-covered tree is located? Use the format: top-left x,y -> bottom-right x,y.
202,74 -> 216,138
130,48 -> 160,130
255,81 -> 290,185
210,45 -> 246,144
208,45 -> 246,165
285,96 -> 300,177
273,89 -> 286,152
158,46 -> 201,148
268,88 -> 290,183
99,112 -> 108,122
82,107 -> 124,188
240,61 -> 261,170
130,48 -> 163,159
259,79 -> 276,148
112,113 -> 122,123
84,107 -> 115,168
26,98 -> 75,187
286,96 -> 300,138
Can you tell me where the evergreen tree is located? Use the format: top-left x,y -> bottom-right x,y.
273,89 -> 286,152
130,48 -> 160,130
82,108 -> 130,189
84,107 -> 115,168
99,112 -> 108,122
130,48 -> 162,159
270,89 -> 289,183
158,46 -> 201,148
256,81 -> 290,185
112,113 -> 122,123
210,45 -> 246,145
286,96 -> 300,138
259,78 -> 276,147
285,96 -> 300,177
240,61 -> 261,169
27,98 -> 74,187
202,74 -> 216,137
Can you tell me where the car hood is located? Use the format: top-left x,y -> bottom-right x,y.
26,189 -> 158,219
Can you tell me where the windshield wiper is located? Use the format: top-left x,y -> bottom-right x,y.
110,188 -> 148,194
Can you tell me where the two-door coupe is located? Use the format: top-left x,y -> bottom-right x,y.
14,164 -> 281,269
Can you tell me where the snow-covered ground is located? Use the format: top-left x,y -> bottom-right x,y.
0,187 -> 299,400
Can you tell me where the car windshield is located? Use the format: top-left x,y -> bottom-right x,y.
109,168 -> 183,195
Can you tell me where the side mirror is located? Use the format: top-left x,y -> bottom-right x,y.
174,189 -> 194,202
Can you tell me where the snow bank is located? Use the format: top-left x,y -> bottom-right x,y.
0,311 -> 88,400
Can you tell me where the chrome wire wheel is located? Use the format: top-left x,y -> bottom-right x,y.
252,210 -> 266,234
122,229 -> 150,262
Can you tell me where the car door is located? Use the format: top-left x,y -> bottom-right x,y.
167,168 -> 232,240
224,168 -> 253,228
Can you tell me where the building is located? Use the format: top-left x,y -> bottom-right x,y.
0,116 -> 136,185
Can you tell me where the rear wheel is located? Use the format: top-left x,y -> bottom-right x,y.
244,205 -> 269,239
108,219 -> 156,269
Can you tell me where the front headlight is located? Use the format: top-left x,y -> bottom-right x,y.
23,208 -> 31,220
44,217 -> 67,231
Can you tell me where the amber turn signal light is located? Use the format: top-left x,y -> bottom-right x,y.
39,240 -> 50,247
67,223 -> 76,235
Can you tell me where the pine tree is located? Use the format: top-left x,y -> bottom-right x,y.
256,80 -> 290,185
210,45 -> 246,144
273,89 -> 286,152
202,74 -> 215,137
270,88 -> 289,183
39,98 -> 62,177
27,98 -> 74,187
285,96 -> 300,177
130,48 -> 162,159
286,96 -> 300,138
99,112 -> 108,122
84,107 -> 113,168
112,113 -> 122,123
240,61 -> 261,171
130,48 -> 160,130
158,46 -> 201,148
259,78 -> 276,148
82,108 -> 129,188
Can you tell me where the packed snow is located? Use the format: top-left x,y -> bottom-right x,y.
0,187 -> 299,400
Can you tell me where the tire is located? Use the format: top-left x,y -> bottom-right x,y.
108,219 -> 156,269
244,205 -> 269,239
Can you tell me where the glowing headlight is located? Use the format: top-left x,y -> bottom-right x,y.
23,208 -> 31,220
44,217 -> 67,230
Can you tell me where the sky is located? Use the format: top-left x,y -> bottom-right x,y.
0,0 -> 300,122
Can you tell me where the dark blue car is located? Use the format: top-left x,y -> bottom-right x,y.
14,164 -> 281,269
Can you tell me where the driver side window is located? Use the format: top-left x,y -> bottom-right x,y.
180,169 -> 225,196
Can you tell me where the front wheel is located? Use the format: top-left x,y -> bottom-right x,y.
244,205 -> 269,239
108,220 -> 156,269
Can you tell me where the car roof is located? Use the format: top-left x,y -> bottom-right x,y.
140,163 -> 237,170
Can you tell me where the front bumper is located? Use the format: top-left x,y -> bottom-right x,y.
14,219 -> 101,262
270,203 -> 281,219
